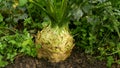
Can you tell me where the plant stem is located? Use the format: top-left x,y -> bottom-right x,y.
0,27 -> 16,33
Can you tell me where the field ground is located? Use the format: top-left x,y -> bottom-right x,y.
5,47 -> 108,68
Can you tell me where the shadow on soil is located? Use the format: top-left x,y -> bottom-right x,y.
5,47 -> 107,68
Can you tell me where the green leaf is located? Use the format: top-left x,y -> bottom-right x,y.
0,56 -> 8,67
22,39 -> 31,46
117,43 -> 120,56
117,60 -> 120,64
9,40 -> 16,45
30,0 -> 69,27
19,0 -> 28,6
0,13 -> 3,22
107,56 -> 114,68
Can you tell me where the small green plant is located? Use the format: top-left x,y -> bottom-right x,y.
71,0 -> 120,67
0,1 -> 37,67
0,28 -> 37,67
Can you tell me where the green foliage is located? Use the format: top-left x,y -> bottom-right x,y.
0,0 -> 120,67
29,0 -> 70,27
70,0 -> 120,67
0,29 -> 37,67
0,56 -> 8,67
0,1 -> 37,67
0,0 -> 42,30
19,0 -> 28,6
107,56 -> 114,68
0,13 -> 3,22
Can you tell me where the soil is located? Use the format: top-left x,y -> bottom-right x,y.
5,47 -> 107,68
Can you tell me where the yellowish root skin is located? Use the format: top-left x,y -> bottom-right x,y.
35,26 -> 74,62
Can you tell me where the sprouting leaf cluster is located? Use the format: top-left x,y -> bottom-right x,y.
0,0 -> 37,67
70,0 -> 120,67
